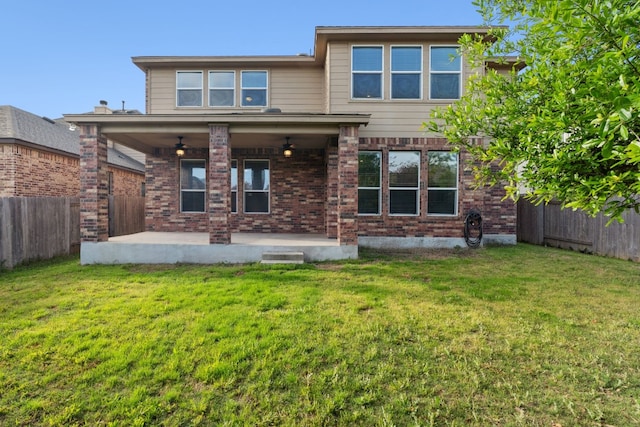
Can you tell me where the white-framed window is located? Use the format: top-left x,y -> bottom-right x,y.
352,46 -> 383,99
176,71 -> 203,107
391,46 -> 422,99
427,151 -> 458,215
358,151 -> 382,215
180,159 -> 206,212
231,159 -> 238,213
389,151 -> 420,215
209,71 -> 235,107
430,46 -> 462,100
241,71 -> 268,107
244,160 -> 269,213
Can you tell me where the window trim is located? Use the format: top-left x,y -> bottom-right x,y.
429,45 -> 462,101
180,159 -> 207,213
388,151 -> 421,216
351,45 -> 384,100
240,70 -> 268,107
427,151 -> 459,216
243,159 -> 270,214
176,71 -> 203,107
231,159 -> 238,214
390,45 -> 423,100
358,150 -> 382,216
209,70 -> 236,107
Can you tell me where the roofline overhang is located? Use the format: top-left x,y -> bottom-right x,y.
63,113 -> 370,128
132,26 -> 505,69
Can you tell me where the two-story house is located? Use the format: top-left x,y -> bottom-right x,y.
65,26 -> 517,265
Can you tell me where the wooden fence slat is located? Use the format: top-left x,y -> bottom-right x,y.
518,199 -> 639,262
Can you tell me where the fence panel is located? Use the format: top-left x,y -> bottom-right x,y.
0,197 -> 80,269
518,199 -> 639,262
108,196 -> 145,237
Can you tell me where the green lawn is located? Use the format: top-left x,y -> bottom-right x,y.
1,244 -> 639,426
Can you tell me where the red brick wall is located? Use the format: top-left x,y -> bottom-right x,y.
142,136 -> 515,238
356,137 -> 516,238
0,143 -> 144,198
145,147 -> 327,234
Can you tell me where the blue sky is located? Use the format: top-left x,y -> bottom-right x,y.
1,0 -> 483,119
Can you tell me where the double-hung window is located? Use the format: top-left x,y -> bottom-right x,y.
358,151 -> 381,215
352,46 -> 383,99
430,46 -> 462,100
427,151 -> 458,215
389,151 -> 420,215
241,71 -> 267,107
209,71 -> 235,107
391,46 -> 422,99
176,71 -> 203,107
244,160 -> 269,213
231,160 -> 238,213
180,160 -> 206,212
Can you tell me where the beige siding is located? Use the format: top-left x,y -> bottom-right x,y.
327,41 -> 476,138
147,67 -> 324,114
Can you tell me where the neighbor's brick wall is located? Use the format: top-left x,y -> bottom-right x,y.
0,144 -> 18,196
111,167 -> 144,197
357,137 -> 516,238
144,147 -> 326,234
0,143 -> 143,198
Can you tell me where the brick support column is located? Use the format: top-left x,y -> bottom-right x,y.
79,124 -> 108,242
325,143 -> 339,238
208,124 -> 231,244
337,125 -> 359,245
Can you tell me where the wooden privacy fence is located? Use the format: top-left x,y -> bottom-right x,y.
0,197 -> 80,269
108,196 -> 145,237
0,196 -> 145,269
517,200 -> 639,262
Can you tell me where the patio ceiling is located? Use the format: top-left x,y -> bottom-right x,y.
63,113 -> 370,154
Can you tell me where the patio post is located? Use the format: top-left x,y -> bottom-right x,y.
208,124 -> 231,244
79,124 -> 108,242
337,125 -> 359,246
325,142 -> 339,238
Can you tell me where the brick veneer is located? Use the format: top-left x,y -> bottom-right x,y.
356,137 -> 516,238
79,125 -> 109,242
0,143 -> 143,198
208,125 -> 231,244
142,134 -> 515,240
337,126 -> 359,245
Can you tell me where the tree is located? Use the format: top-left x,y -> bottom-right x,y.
425,0 -> 640,220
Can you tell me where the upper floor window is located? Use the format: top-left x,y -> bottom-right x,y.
430,46 -> 461,100
209,71 -> 235,107
241,71 -> 268,107
176,71 -> 203,107
391,46 -> 422,99
427,151 -> 458,215
389,151 -> 420,215
244,160 -> 270,213
180,159 -> 206,212
358,151 -> 382,215
352,46 -> 383,99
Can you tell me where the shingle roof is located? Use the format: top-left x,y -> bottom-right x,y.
0,105 -> 144,173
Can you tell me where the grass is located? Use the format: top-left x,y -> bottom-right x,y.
1,244 -> 639,426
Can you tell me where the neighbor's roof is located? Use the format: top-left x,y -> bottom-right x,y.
0,105 -> 144,173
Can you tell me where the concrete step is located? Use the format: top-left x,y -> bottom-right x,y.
261,251 -> 305,264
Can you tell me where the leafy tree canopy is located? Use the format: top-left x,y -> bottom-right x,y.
426,0 -> 640,220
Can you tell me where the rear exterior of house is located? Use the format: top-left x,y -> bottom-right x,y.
65,26 -> 516,264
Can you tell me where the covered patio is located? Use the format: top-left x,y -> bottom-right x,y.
64,112 -> 370,265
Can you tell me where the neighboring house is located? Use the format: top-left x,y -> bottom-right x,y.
65,26 -> 517,264
0,105 -> 145,198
